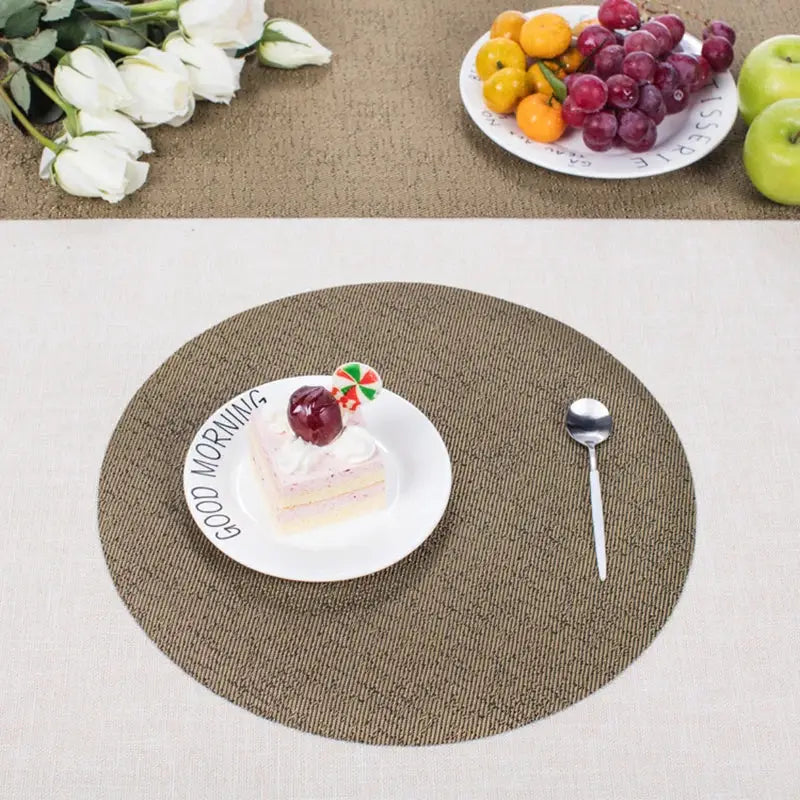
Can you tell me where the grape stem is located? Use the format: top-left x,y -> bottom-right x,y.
791,131 -> 800,146
578,41 -> 609,74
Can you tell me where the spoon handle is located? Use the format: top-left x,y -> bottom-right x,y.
589,466 -> 607,581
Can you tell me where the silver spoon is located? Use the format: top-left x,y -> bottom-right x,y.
566,398 -> 613,581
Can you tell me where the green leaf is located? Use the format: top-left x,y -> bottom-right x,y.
106,24 -> 146,48
78,0 -> 130,19
538,61 -> 567,103
4,3 -> 43,37
42,0 -> 76,21
54,13 -> 102,47
260,28 -> 301,46
145,21 -> 166,45
9,28 -> 58,63
9,68 -> 31,112
0,0 -> 34,27
0,96 -> 14,127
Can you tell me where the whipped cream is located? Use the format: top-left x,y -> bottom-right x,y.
265,406 -> 376,474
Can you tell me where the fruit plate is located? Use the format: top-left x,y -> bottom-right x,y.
182,377 -> 452,582
459,4 -> 738,179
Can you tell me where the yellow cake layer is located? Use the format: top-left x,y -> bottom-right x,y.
277,489 -> 387,534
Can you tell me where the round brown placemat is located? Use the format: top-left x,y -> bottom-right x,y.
98,283 -> 695,745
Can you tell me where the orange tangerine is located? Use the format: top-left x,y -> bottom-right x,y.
572,17 -> 599,36
490,9 -> 526,43
519,12 -> 572,59
526,60 -> 565,97
515,93 -> 567,142
475,37 -> 527,81
483,67 -> 531,114
558,46 -> 585,73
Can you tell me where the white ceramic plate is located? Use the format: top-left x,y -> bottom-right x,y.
459,4 -> 738,178
182,377 -> 452,582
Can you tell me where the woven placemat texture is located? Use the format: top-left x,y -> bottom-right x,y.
98,283 -> 695,745
3,0 -> 800,219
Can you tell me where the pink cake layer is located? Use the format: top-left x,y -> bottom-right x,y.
250,409 -> 384,504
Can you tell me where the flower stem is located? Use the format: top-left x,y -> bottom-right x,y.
0,83 -> 60,151
101,38 -> 139,56
127,0 -> 178,14
52,46 -> 67,59
29,74 -> 78,134
101,13 -> 172,25
29,73 -> 70,112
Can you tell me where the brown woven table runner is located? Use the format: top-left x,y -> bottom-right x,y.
98,284 -> 695,745
3,0 -> 799,220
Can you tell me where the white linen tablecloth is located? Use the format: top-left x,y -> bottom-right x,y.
2,218 -> 799,800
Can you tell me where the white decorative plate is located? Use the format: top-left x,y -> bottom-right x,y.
459,4 -> 738,178
182,377 -> 452,582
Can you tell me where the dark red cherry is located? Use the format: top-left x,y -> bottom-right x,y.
287,386 -> 342,446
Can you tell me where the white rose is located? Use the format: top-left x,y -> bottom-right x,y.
76,109 -> 153,158
163,34 -> 244,103
118,47 -> 195,128
53,45 -> 132,113
257,19 -> 332,69
179,0 -> 267,49
39,137 -> 148,204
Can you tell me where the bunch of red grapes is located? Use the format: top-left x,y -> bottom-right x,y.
562,0 -> 737,153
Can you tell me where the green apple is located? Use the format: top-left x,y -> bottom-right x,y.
739,35 -> 800,126
743,99 -> 800,205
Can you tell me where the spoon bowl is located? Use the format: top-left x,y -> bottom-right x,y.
566,398 -> 612,448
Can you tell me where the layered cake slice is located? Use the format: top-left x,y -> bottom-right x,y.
249,362 -> 386,533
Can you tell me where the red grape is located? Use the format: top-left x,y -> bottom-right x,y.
652,13 -> 685,48
653,62 -> 680,93
626,119 -> 657,152
690,56 -> 712,92
666,52 -> 700,87
569,74 -> 609,113
617,109 -> 651,146
663,83 -> 689,114
641,21 -> 673,57
577,25 -> 617,57
636,83 -> 666,124
702,35 -> 734,72
583,110 -> 618,151
564,73 -> 581,93
623,51 -> 656,83
594,44 -> 625,79
703,20 -> 736,45
561,96 -> 588,127
597,0 -> 640,31
624,30 -> 659,57
288,386 -> 343,446
606,74 -> 640,109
